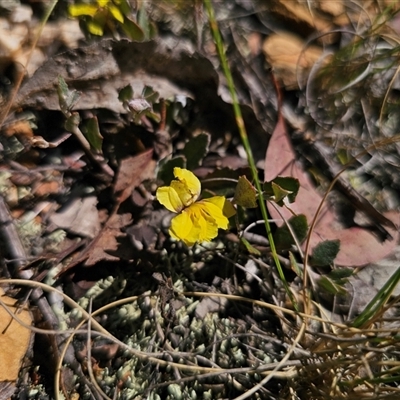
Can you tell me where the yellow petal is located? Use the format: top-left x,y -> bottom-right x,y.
169,209 -> 202,246
192,203 -> 219,241
156,186 -> 184,213
69,4 -> 98,17
87,20 -> 104,36
198,196 -> 229,230
97,0 -> 110,7
108,4 -> 124,23
168,181 -> 192,209
173,167 -> 200,204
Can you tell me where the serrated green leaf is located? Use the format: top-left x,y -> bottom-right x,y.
57,76 -> 81,114
273,214 -> 308,251
157,156 -> 186,184
328,268 -> 353,280
233,175 -> 257,208
311,239 -> 340,266
264,177 -> 300,205
83,116 -> 103,152
182,132 -> 210,170
271,181 -> 291,204
142,85 -> 159,103
118,85 -> 134,103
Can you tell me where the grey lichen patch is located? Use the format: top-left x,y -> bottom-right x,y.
65,268 -> 281,399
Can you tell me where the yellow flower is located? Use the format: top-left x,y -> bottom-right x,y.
156,168 -> 234,246
69,0 -> 124,36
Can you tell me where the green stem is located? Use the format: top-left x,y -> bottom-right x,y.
203,0 -> 296,309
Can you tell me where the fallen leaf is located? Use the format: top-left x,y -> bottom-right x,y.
0,288 -> 32,382
50,196 -> 101,239
263,32 -> 324,89
84,213 -> 132,266
265,110 -> 399,266
114,149 -> 155,204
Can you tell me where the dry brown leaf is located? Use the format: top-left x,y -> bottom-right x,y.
114,149 -> 155,204
272,1 -> 332,33
0,288 -> 32,382
263,32 -> 324,89
50,196 -> 101,239
318,0 -> 344,17
265,111 -> 399,267
84,213 -> 132,266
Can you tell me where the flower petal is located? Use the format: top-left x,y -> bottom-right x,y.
170,180 -> 197,209
156,186 -> 184,213
173,167 -> 200,204
170,209 -> 202,246
97,0 -> 110,7
87,20 -> 104,36
108,4 -> 124,23
69,4 -> 98,17
198,196 -> 229,230
193,204 -> 220,240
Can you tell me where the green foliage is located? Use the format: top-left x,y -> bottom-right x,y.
352,267 -> 400,329
263,177 -> 300,205
182,132 -> 210,170
57,76 -> 81,115
240,237 -> 261,255
82,116 -> 103,153
234,176 -> 257,208
310,239 -> 340,266
273,214 -> 308,251
318,268 -> 353,296
119,85 -> 161,124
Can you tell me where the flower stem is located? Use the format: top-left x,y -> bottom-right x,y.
203,0 -> 296,309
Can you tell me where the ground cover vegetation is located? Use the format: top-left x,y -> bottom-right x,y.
1,0 -> 400,399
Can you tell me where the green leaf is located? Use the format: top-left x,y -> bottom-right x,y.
240,237 -> 261,255
263,177 -> 300,205
289,252 -> 302,278
311,239 -> 340,266
137,3 -> 152,40
57,76 -> 81,114
182,132 -> 210,170
328,268 -> 353,280
318,275 -> 347,296
271,181 -> 291,204
83,116 -> 103,152
142,85 -> 159,103
233,175 -> 257,208
273,214 -> 308,251
118,85 -> 134,103
121,17 -> 145,41
157,156 -> 186,184
352,267 -> 400,329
